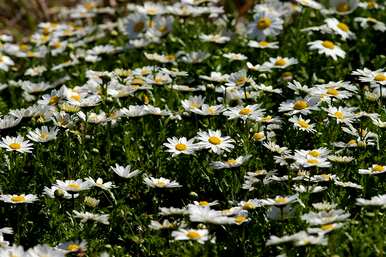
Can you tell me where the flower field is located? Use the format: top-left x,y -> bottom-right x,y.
0,0 -> 386,256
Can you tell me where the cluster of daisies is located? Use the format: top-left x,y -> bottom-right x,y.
0,0 -> 385,256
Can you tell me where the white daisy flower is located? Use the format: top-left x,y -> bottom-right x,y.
55,179 -> 93,192
247,11 -> 283,40
223,104 -> 265,121
163,137 -> 197,157
248,40 -> 279,49
288,115 -> 317,133
172,228 -> 209,244
144,176 -> 182,188
111,164 -> 141,178
352,68 -> 386,86
0,194 -> 38,204
359,164 -> 386,175
210,155 -> 251,169
223,52 -> 247,61
73,210 -> 110,225
325,18 -> 355,40
195,130 -> 235,154
27,126 -> 59,143
308,40 -> 346,60
262,56 -> 298,69
0,135 -> 33,153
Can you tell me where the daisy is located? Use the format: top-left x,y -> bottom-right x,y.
0,194 -> 38,204
295,0 -> 323,9
199,33 -> 230,44
188,205 -> 234,224
279,97 -> 319,115
225,70 -> 249,87
359,164 -> 386,175
44,186 -> 77,199
191,104 -> 225,116
163,137 -> 197,157
352,68 -> 386,86
55,179 -> 93,192
261,194 -> 299,207
172,228 -> 209,244
27,126 -> 59,143
223,53 -> 247,61
195,130 -> 235,154
308,40 -> 346,60
288,115 -> 317,133
325,18 -> 355,40
56,240 -> 87,253
328,0 -> 358,15
0,54 -> 14,72
325,106 -> 356,124
262,56 -> 298,69
356,194 -> 386,207
247,11 -> 283,40
0,135 -> 33,153
28,244 -> 65,257
354,17 -> 386,32
73,210 -> 110,225
181,95 -> 205,112
223,104 -> 265,121
85,177 -> 116,191
144,176 -> 182,188
210,155 -> 251,169
248,40 -> 279,49
111,164 -> 141,178
301,209 -> 350,225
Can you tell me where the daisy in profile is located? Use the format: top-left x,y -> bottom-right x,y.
223,104 -> 265,121
27,244 -> 65,257
354,17 -> 386,32
172,228 -> 209,244
210,155 -> 251,169
279,97 -> 319,115
328,0 -> 358,15
196,130 -> 235,154
288,115 -> 317,133
325,18 -> 355,40
27,126 -> 59,143
247,11 -> 283,40
55,179 -> 93,192
261,194 -> 299,207
199,33 -> 230,44
85,177 -> 116,191
111,164 -> 141,178
0,54 -> 15,71
144,176 -> 182,188
248,40 -> 279,49
0,194 -> 38,204
56,240 -> 87,254
181,95 -> 205,112
359,164 -> 386,175
191,104 -> 225,116
163,137 -> 197,157
263,56 -> 298,69
0,135 -> 33,153
223,53 -> 247,62
352,68 -> 386,86
308,40 -> 346,60
294,0 -> 323,9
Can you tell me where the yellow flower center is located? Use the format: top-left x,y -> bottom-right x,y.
199,201 -> 209,206
236,77 -> 247,86
9,143 -> 21,150
293,100 -> 309,110
274,58 -> 287,66
373,165 -> 384,172
337,22 -> 349,32
186,231 -> 202,239
262,115 -> 272,122
67,244 -> 80,251
207,107 -> 217,115
259,41 -> 269,47
133,21 -> 145,33
40,132 -> 49,140
11,195 -> 26,203
309,150 -> 321,157
242,202 -> 255,210
322,40 -> 335,49
67,183 -> 81,190
235,215 -> 248,224
239,107 -> 252,116
52,42 -> 62,49
347,139 -> 357,145
257,17 -> 272,30
70,94 -> 81,101
132,78 -> 145,85
374,74 -> 386,81
297,119 -> 310,128
175,143 -> 187,151
321,223 -> 335,231
307,159 -> 320,165
335,111 -> 344,120
208,136 -> 222,145
165,55 -> 176,61
48,96 -> 59,105
326,88 -> 339,96
336,3 -> 350,12
275,197 -> 288,204
253,132 -> 265,141
321,174 -> 332,181
155,179 -> 167,188
226,159 -> 238,166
